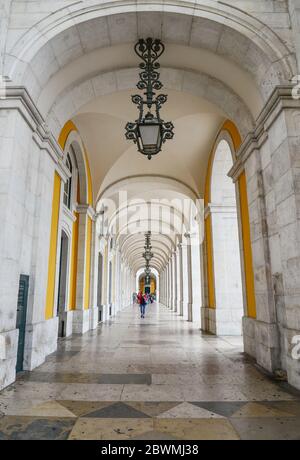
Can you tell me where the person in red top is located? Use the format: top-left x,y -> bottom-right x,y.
137,291 -> 143,305
137,291 -> 147,318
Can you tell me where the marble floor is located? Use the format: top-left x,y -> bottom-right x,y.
1,303 -> 300,440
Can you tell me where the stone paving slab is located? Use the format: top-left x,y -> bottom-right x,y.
0,304 -> 300,440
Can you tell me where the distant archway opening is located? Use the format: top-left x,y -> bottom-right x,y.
139,274 -> 157,296
210,139 -> 243,335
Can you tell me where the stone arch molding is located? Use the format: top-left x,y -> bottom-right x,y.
117,223 -> 178,272
97,175 -> 203,248
98,175 -> 199,203
6,0 -> 295,107
63,130 -> 89,205
208,129 -> 239,202
48,67 -> 254,140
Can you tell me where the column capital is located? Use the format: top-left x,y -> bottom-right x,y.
205,204 -> 237,215
76,204 -> 96,220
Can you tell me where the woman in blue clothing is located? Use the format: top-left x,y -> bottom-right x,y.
140,293 -> 147,318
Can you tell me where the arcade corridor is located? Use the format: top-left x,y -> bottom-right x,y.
0,303 -> 299,440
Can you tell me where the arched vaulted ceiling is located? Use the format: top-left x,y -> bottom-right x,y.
6,2 -> 296,277
99,177 -> 200,274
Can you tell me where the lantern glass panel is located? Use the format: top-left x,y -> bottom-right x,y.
139,123 -> 161,153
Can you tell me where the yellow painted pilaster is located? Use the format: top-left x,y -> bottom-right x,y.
45,172 -> 61,320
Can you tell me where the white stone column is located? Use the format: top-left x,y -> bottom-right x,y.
162,269 -> 166,305
121,262 -> 131,309
111,253 -> 116,317
190,234 -> 202,328
73,205 -> 92,334
112,251 -> 117,315
169,257 -> 174,310
127,267 -> 130,306
89,217 -> 99,330
102,241 -> 110,322
164,268 -> 167,305
166,264 -> 169,307
181,241 -> 189,320
121,263 -> 126,308
168,260 -> 172,308
178,243 -> 184,316
171,252 -> 177,311
115,248 -> 121,313
175,247 -> 181,313
90,219 -> 99,312
186,234 -> 193,322
129,270 -> 132,305
160,270 -> 163,304
120,263 -> 124,309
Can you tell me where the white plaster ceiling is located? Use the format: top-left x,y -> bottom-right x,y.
39,43 -> 262,118
73,89 -> 224,199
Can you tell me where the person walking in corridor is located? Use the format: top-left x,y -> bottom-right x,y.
137,291 -> 143,318
137,291 -> 146,318
141,293 -> 148,318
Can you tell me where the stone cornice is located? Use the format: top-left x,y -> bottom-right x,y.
62,205 -> 77,223
229,85 -> 300,182
0,86 -> 66,177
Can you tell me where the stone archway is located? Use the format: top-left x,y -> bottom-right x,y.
6,1 -> 295,106
210,139 -> 243,335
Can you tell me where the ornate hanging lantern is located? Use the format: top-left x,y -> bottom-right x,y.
125,38 -> 174,160
143,231 -> 154,282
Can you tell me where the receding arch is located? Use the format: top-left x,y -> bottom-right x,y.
136,267 -> 159,299
204,120 -> 256,329
47,68 -> 254,142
